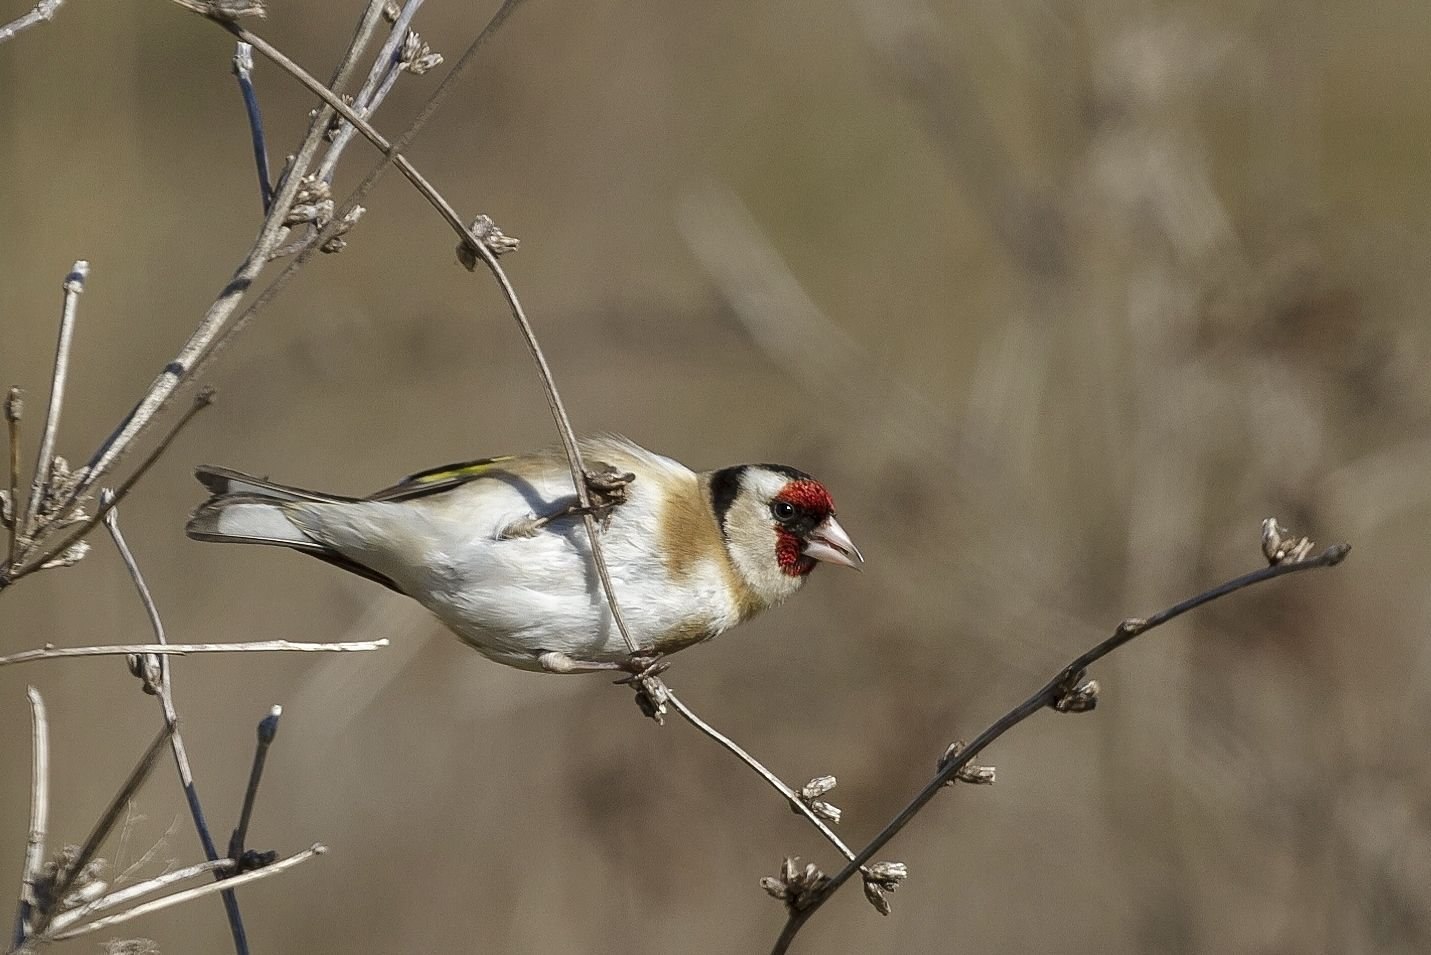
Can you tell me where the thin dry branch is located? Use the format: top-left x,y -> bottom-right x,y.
11,688 -> 49,948
4,389 -> 19,564
665,689 -> 861,867
231,41 -> 272,211
20,261 -> 87,541
769,532 -> 1352,953
25,723 -> 175,941
101,496 -> 251,954
44,859 -> 235,936
0,639 -> 389,668
0,0 -> 63,45
45,845 -> 325,944
227,706 -> 281,866
2,388 -> 214,585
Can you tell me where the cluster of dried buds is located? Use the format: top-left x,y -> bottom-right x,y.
760,857 -> 829,911
399,29 -> 443,75
34,846 -> 108,917
1262,517 -> 1315,566
797,775 -> 842,825
937,740 -> 996,786
458,215 -> 521,271
860,860 -> 910,916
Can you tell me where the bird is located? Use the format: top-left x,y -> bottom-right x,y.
185,435 -> 862,674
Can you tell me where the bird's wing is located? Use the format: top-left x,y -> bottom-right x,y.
363,436 -> 683,504
365,455 -> 522,502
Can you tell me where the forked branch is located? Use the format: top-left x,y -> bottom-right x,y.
769,528 -> 1351,953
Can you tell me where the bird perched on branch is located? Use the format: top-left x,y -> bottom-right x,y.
186,435 -> 862,673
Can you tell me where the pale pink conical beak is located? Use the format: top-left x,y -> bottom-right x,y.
802,516 -> 864,570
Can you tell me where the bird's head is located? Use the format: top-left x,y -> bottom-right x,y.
709,463 -> 863,610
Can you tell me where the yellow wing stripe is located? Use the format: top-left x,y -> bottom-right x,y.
400,455 -> 516,486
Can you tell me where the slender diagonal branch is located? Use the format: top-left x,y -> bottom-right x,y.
0,639 -> 389,668
44,859 -> 235,935
228,706 -> 281,865
0,0 -> 63,45
769,538 -> 1352,954
102,496 -> 251,954
2,388 -> 214,586
666,689 -> 860,865
314,0 -> 428,183
45,845 -> 325,943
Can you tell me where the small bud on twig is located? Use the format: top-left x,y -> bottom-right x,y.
761,857 -> 829,911
1054,678 -> 1100,713
633,675 -> 669,724
859,860 -> 908,915
938,741 -> 996,785
399,29 -> 444,75
862,878 -> 891,916
458,215 -> 520,270
1261,517 -> 1315,566
794,775 -> 843,823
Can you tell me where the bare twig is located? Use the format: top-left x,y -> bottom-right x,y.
2,387 -> 213,586
45,845 -> 325,943
232,42 -> 272,211
227,706 -> 281,866
4,388 -> 20,565
11,688 -> 49,947
45,859 -> 235,936
665,689 -> 860,866
769,534 -> 1351,953
101,496 -> 251,954
20,261 -> 87,540
0,0 -> 63,45
0,639 -> 389,668
26,723 -> 176,941
314,0 -> 429,183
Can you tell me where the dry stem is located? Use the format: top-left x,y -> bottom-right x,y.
11,688 -> 49,948
102,497 -> 251,953
0,0 -> 63,44
45,846 -> 325,943
0,639 -> 389,668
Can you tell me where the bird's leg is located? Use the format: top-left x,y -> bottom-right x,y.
498,465 -> 637,540
536,650 -> 628,674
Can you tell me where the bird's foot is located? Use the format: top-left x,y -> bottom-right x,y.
500,465 -> 636,540
612,653 -> 669,684
612,653 -> 671,723
580,464 -> 636,528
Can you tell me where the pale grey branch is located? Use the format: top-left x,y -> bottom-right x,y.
0,639 -> 389,668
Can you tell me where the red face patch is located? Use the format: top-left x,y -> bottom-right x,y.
773,479 -> 835,516
772,479 -> 835,577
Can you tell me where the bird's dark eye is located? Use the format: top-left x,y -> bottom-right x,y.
771,501 -> 797,522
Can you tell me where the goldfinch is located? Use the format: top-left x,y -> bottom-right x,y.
186,435 -> 862,673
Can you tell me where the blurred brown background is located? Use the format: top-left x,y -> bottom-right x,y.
2,1 -> 1428,952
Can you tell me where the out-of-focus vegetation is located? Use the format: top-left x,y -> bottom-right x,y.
2,1 -> 1427,952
